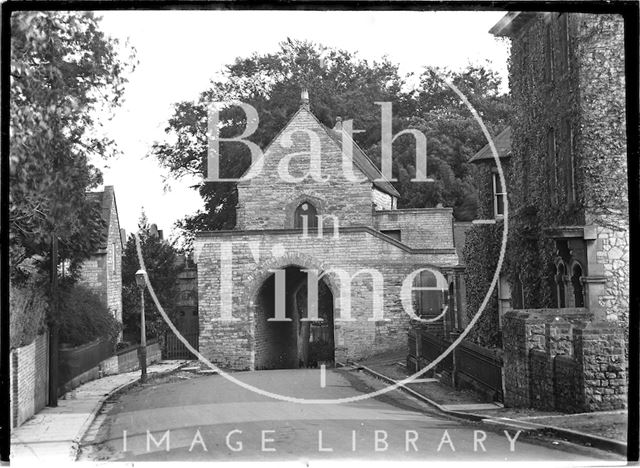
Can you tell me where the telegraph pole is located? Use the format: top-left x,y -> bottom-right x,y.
48,235 -> 59,407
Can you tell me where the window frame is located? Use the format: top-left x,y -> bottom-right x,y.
380,229 -> 401,242
492,171 -> 506,219
294,202 -> 318,229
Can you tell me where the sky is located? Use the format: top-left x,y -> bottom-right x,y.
92,9 -> 510,238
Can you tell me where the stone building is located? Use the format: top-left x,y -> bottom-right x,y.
468,126 -> 512,327
194,95 -> 462,370
490,12 -> 628,321
77,186 -> 125,323
479,11 -> 628,411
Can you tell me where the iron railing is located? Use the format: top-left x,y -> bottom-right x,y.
455,340 -> 503,401
410,328 -> 504,402
164,332 -> 199,360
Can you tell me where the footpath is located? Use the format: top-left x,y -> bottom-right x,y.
354,352 -> 628,457
10,360 -> 187,464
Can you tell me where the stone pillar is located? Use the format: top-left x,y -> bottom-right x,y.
573,322 -> 627,411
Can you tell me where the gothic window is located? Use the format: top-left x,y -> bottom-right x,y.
492,172 -> 506,218
571,263 -> 585,307
555,262 -> 567,308
294,202 -> 318,229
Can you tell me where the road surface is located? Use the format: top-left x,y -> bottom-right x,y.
79,367 -> 619,462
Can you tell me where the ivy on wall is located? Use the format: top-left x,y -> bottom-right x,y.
462,223 -> 502,348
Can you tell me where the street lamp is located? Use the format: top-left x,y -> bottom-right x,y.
135,269 -> 148,383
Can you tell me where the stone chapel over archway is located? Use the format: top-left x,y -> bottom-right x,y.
194,93 -> 462,370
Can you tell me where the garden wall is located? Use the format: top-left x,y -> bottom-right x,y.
9,332 -> 49,429
59,340 -> 161,395
503,308 -> 627,412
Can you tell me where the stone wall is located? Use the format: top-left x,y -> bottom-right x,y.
373,208 -> 454,250
595,225 -> 629,322
105,188 -> 123,322
492,12 -> 628,332
573,324 -> 627,411
195,228 -> 458,370
62,341 -> 162,395
236,107 -> 375,230
77,187 -> 123,323
502,308 -> 627,412
372,188 -> 394,210
9,332 -> 49,428
78,256 -> 107,304
575,14 -> 628,326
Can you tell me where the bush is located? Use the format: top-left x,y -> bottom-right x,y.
116,341 -> 133,352
58,284 -> 121,347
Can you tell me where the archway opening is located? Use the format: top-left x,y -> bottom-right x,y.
254,266 -> 334,370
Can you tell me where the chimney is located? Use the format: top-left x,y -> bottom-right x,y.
333,116 -> 342,131
301,88 -> 310,109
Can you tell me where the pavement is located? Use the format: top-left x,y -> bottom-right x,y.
10,360 -> 187,464
75,366 -> 620,461
355,352 -> 628,457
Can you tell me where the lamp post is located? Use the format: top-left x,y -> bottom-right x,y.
135,269 -> 148,383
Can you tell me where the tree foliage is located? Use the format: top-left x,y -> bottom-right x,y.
57,284 -> 122,347
152,40 -> 511,242
9,258 -> 48,350
10,11 -> 135,280
121,212 -> 184,342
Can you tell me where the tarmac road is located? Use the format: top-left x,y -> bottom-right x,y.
79,367 -> 620,462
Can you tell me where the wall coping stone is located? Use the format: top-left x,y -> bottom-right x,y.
195,225 -> 457,255
373,207 -> 453,214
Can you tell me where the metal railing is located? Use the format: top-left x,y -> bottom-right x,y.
456,340 -> 504,401
410,328 -> 504,402
164,332 -> 199,359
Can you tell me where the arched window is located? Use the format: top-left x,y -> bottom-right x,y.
571,263 -> 584,308
415,270 -> 446,318
294,202 -> 317,229
555,262 -> 566,308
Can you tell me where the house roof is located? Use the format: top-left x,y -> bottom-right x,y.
323,124 -> 400,198
86,186 -> 122,252
469,127 -> 512,163
239,103 -> 400,198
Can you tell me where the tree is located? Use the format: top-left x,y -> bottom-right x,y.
152,40 -> 511,242
10,11 -> 135,280
121,212 -> 184,343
